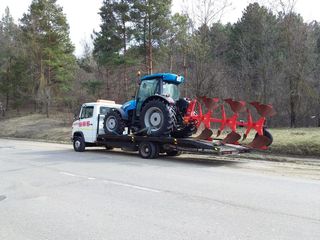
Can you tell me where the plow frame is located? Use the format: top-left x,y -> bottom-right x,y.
183,97 -> 275,149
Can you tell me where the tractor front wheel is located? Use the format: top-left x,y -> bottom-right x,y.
140,99 -> 174,137
103,110 -> 125,135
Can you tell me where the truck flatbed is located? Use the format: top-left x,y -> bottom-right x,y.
95,133 -> 250,159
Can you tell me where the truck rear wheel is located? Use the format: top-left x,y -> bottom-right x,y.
166,150 -> 181,156
138,141 -> 159,159
73,136 -> 85,152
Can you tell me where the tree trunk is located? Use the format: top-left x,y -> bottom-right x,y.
143,18 -> 147,73
183,53 -> 188,96
289,78 -> 297,128
148,39 -> 153,74
262,68 -> 267,103
169,53 -> 173,72
290,99 -> 296,128
105,67 -> 110,97
5,58 -> 12,112
123,17 -> 128,99
47,52 -> 51,118
1,102 -> 5,117
46,100 -> 49,118
5,92 -> 9,112
147,11 -> 153,74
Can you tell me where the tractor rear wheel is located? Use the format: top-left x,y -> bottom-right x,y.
171,124 -> 196,138
140,99 -> 174,137
103,110 -> 125,135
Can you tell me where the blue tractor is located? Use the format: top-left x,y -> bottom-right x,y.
103,73 -> 195,138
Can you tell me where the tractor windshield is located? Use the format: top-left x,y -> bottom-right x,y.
162,82 -> 180,101
136,79 -> 159,115
138,79 -> 159,99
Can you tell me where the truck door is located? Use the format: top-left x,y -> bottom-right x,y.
79,105 -> 95,143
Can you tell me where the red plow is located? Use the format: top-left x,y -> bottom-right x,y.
184,97 -> 276,150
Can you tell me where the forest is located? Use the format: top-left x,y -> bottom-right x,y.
0,0 -> 319,128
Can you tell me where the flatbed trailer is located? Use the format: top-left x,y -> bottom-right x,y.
95,133 -> 250,159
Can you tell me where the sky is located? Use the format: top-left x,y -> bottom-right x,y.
1,0 -> 320,56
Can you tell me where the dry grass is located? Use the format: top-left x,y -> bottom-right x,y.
0,114 -> 71,142
268,128 -> 320,157
214,127 -> 320,157
0,114 -> 319,156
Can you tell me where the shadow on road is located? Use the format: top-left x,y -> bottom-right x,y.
18,147 -> 239,168
94,149 -> 237,167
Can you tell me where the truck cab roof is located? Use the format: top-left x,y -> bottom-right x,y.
82,100 -> 122,109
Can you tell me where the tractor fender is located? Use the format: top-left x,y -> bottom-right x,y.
141,95 -> 174,110
121,100 -> 136,120
110,108 -> 127,121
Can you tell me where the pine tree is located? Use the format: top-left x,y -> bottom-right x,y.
229,3 -> 279,102
93,0 -> 134,99
131,0 -> 172,74
20,0 -> 75,117
0,7 -> 19,112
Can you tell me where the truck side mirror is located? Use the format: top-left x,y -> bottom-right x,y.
74,114 -> 79,120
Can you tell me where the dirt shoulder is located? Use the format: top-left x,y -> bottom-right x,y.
180,153 -> 320,180
0,114 -> 71,143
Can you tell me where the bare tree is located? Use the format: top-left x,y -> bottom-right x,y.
183,0 -> 231,30
253,0 -> 297,14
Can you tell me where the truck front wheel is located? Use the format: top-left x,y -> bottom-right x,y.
73,136 -> 85,152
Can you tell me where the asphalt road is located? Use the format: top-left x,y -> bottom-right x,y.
0,139 -> 319,240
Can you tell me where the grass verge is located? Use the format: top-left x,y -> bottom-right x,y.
268,128 -> 320,157
0,114 -> 71,143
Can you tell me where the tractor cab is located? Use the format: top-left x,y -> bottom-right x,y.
121,73 -> 184,118
135,73 -> 184,115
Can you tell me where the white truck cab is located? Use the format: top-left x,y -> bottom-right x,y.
72,100 -> 121,151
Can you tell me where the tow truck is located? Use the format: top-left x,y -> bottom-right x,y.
71,99 -> 250,159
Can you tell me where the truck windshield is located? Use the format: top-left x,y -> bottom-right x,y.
162,82 -> 180,101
